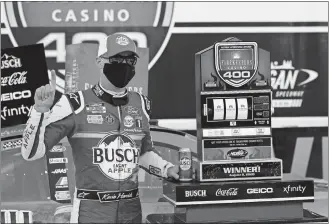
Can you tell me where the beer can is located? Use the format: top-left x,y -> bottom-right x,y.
179,148 -> 193,181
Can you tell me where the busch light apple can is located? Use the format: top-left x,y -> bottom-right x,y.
179,148 -> 193,181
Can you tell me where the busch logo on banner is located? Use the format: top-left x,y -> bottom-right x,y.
1,44 -> 49,128
1,54 -> 22,69
214,42 -> 259,88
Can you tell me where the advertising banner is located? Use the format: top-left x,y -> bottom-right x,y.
1,44 -> 49,128
173,180 -> 314,203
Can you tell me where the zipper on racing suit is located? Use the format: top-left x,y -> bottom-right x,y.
116,106 -> 122,223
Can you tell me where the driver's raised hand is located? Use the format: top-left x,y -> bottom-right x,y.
34,70 -> 57,113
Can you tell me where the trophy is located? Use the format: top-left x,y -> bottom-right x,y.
194,37 -> 281,182
162,38 -> 316,223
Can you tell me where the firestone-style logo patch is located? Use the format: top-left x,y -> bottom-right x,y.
1,2 -> 175,71
92,133 -> 139,180
214,42 -> 259,88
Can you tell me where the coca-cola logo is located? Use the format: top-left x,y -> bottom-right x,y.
227,149 -> 248,159
215,188 -> 238,197
1,72 -> 28,86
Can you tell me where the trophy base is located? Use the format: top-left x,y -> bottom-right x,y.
162,177 -> 315,223
173,202 -> 302,223
145,209 -> 328,224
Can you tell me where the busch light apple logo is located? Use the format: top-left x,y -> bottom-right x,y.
1,1 -> 175,91
92,133 -> 139,180
215,42 -> 258,88
271,60 -> 318,108
180,156 -> 191,171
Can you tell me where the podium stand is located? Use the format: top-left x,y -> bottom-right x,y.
162,38 -> 326,223
162,177 -> 316,223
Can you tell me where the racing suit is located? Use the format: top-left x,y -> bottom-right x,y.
21,83 -> 174,223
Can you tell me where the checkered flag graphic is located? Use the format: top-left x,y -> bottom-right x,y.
2,139 -> 23,151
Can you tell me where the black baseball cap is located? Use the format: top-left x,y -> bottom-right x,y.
98,33 -> 139,58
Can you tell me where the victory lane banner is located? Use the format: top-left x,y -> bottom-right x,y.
1,44 -> 49,128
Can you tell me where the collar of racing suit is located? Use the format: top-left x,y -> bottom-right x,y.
92,83 -> 129,106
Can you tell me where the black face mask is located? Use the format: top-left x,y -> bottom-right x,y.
103,63 -> 135,88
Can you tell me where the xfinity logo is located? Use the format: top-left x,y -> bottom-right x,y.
247,188 -> 273,194
185,190 -> 207,198
283,185 -> 306,194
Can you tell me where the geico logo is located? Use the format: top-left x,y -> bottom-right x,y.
185,190 -> 207,197
247,188 -> 273,194
1,90 -> 31,102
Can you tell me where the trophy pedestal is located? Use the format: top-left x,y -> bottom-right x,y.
162,177 -> 315,223
174,202 -> 303,223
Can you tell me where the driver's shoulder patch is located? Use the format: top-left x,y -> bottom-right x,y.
65,91 -> 85,114
140,94 -> 151,117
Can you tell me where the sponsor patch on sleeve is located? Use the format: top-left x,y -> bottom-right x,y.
141,95 -> 152,116
149,165 -> 161,176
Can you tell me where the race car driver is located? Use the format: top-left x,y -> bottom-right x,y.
21,33 -> 179,223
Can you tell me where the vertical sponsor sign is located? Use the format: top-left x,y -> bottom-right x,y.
46,143 -> 71,203
1,44 -> 49,128
65,43 -> 149,95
